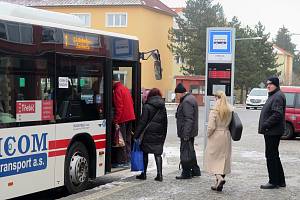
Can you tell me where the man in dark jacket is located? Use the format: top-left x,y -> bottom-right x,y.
259,76 -> 286,189
113,75 -> 136,166
175,83 -> 201,179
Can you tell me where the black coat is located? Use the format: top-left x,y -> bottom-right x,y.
176,93 -> 199,139
134,96 -> 168,155
258,88 -> 286,136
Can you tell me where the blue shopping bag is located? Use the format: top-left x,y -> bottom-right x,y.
131,139 -> 144,172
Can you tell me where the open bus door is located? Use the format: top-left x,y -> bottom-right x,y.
105,60 -> 141,173
105,49 -> 161,173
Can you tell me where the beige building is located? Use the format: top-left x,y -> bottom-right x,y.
171,7 -> 185,77
4,0 -> 177,99
273,45 -> 294,86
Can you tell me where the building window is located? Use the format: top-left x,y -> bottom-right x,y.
175,56 -> 186,64
175,56 -> 180,64
190,85 -> 205,95
106,13 -> 128,27
71,13 -> 91,27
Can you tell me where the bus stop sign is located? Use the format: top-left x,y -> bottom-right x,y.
204,27 -> 235,150
207,29 -> 234,63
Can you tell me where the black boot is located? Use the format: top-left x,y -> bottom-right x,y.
136,153 -> 148,180
154,155 -> 163,181
191,167 -> 201,177
260,182 -> 278,189
136,172 -> 146,180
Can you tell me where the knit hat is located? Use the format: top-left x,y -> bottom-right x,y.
175,83 -> 186,93
267,76 -> 279,88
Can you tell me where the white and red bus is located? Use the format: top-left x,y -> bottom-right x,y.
0,2 -> 144,199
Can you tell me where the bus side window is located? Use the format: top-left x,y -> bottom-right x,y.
55,55 -> 105,123
57,100 -> 83,120
0,100 -> 15,123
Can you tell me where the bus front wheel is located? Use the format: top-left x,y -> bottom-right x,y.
65,141 -> 90,194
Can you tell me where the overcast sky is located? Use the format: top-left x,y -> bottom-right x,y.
161,0 -> 300,49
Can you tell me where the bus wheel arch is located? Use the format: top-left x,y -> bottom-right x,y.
64,133 -> 96,194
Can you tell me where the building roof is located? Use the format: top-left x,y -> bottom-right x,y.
1,0 -> 177,16
273,44 -> 294,57
172,8 -> 184,13
160,0 -> 186,8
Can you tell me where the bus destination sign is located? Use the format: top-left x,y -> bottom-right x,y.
63,31 -> 100,51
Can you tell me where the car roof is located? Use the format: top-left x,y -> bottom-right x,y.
281,86 -> 300,93
251,88 -> 267,90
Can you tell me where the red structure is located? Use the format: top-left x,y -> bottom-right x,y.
175,76 -> 205,106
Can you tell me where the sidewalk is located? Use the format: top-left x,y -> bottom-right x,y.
62,143 -> 300,200
65,161 -> 298,200
59,108 -> 299,200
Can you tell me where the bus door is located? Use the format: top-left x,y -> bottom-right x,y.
106,60 -> 140,172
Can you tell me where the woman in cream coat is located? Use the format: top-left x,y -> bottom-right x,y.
204,91 -> 233,192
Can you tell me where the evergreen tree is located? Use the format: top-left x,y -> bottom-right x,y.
168,0 -> 226,75
293,53 -> 300,85
229,20 -> 279,102
274,26 -> 299,85
274,26 -> 296,54
253,22 -> 279,84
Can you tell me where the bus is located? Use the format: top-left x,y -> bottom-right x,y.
0,2 -> 150,199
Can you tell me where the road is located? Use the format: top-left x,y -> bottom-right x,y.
13,106 -> 300,200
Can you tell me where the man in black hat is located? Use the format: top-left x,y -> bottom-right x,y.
174,83 -> 201,179
259,76 -> 286,189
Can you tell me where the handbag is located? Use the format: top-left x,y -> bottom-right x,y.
112,126 -> 125,147
229,111 -> 243,141
139,109 -> 161,141
180,140 -> 195,168
131,139 -> 144,171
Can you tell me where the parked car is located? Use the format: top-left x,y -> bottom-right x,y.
281,86 -> 300,139
246,88 -> 268,109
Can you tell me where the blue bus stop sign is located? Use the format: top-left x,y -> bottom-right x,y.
208,30 -> 232,54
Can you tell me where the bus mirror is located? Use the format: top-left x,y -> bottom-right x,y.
139,49 -> 162,80
151,51 -> 160,61
154,60 -> 162,80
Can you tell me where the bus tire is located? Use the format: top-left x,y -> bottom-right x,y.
64,141 -> 90,194
281,122 -> 294,140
